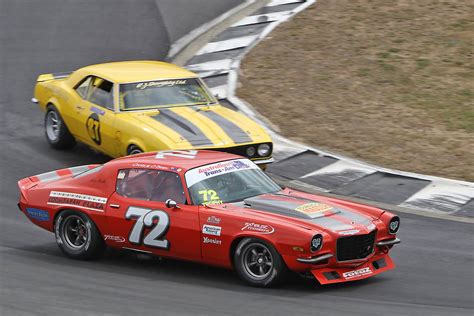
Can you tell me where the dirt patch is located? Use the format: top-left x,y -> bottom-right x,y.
238,0 -> 474,182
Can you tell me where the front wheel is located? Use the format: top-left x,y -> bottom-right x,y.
55,211 -> 105,260
45,105 -> 76,149
233,238 -> 287,287
127,145 -> 143,156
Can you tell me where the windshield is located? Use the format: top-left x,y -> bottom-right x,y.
185,159 -> 281,205
119,78 -> 215,110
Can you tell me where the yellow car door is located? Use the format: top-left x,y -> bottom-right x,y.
74,76 -> 119,157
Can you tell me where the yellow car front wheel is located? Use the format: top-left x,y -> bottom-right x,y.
127,144 -> 143,156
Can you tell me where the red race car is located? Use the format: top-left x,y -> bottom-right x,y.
18,150 -> 400,287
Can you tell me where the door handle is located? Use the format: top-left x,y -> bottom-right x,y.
76,105 -> 85,110
110,204 -> 120,209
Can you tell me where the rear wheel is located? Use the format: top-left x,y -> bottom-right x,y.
127,145 -> 143,155
45,105 -> 76,149
55,211 -> 105,260
233,237 -> 287,287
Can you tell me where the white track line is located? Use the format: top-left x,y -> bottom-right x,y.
401,182 -> 474,213
231,11 -> 292,27
267,0 -> 305,6
186,59 -> 233,74
196,35 -> 259,55
301,160 -> 376,180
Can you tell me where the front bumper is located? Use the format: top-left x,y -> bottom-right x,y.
311,254 -> 395,285
253,157 -> 274,165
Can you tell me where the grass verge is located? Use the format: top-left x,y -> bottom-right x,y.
238,0 -> 474,182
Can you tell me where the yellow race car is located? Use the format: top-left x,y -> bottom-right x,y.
32,61 -> 273,165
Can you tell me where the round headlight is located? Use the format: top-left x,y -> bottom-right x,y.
246,146 -> 256,157
257,144 -> 271,157
310,234 -> 323,252
388,216 -> 400,234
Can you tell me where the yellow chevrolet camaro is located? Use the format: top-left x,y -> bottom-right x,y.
32,61 -> 273,165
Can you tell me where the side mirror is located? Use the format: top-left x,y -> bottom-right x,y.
165,199 -> 179,209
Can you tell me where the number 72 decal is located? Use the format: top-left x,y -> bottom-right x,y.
125,206 -> 170,249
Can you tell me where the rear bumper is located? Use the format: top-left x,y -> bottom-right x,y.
311,254 -> 395,285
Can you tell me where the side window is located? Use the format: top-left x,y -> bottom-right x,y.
116,169 -> 186,204
87,77 -> 114,110
75,76 -> 92,99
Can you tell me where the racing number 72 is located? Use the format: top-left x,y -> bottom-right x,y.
125,206 -> 170,249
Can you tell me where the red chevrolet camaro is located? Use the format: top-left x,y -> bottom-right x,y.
18,150 -> 400,287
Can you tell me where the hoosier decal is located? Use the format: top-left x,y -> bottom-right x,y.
48,191 -> 107,212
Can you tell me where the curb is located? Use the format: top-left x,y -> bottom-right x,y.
172,0 -> 474,219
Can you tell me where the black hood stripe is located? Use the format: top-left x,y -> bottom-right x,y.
241,194 -> 366,231
198,110 -> 252,144
152,109 -> 213,147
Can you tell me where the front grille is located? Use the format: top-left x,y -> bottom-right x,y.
336,230 -> 376,261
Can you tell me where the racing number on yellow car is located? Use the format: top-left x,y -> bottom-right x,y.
199,189 -> 222,205
86,113 -> 101,145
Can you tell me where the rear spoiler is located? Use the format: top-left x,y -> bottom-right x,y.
36,71 -> 73,82
18,164 -> 100,192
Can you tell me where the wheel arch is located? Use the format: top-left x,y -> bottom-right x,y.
52,208 -> 104,236
229,234 -> 276,268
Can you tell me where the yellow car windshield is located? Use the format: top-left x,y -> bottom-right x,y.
119,78 -> 214,110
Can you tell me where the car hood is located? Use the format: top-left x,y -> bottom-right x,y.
233,193 -> 377,234
128,105 -> 267,147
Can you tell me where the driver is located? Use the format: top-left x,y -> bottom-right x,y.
151,173 -> 186,204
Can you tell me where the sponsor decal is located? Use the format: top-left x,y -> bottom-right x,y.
26,208 -> 50,221
202,224 -> 221,236
203,237 -> 222,245
199,189 -> 223,206
207,216 -> 221,224
295,203 -> 333,215
198,160 -> 250,177
241,222 -> 275,234
131,163 -> 169,170
136,79 -> 187,90
338,229 -> 360,236
342,267 -> 373,280
185,158 -> 259,187
104,235 -> 126,243
47,191 -> 107,212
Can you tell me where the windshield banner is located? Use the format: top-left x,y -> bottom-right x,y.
185,159 -> 259,187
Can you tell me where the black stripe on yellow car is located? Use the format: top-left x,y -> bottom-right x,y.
151,109 -> 213,147
196,109 -> 252,144
171,107 -> 235,145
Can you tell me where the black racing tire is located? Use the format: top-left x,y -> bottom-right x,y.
233,237 -> 287,287
54,211 -> 105,260
127,144 -> 143,156
44,105 -> 76,149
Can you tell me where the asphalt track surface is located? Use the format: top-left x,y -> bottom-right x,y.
0,1 -> 473,315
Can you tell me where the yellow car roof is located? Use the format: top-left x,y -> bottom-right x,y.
78,61 -> 198,83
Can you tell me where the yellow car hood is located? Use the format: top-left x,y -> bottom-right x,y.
129,105 -> 266,147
